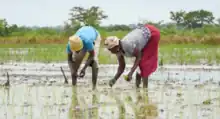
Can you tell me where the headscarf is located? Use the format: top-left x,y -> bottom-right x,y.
69,35 -> 83,51
104,36 -> 120,49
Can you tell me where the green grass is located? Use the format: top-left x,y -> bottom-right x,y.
0,44 -> 220,65
1,25 -> 220,45
0,44 -> 67,63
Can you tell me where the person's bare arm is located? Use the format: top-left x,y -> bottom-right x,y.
74,50 -> 87,72
81,50 -> 95,71
67,53 -> 75,74
67,52 -> 78,85
113,53 -> 126,80
129,48 -> 142,75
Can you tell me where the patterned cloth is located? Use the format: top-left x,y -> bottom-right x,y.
136,25 -> 152,41
120,25 -> 152,57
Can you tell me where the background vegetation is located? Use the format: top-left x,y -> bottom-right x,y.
0,6 -> 220,45
0,6 -> 220,64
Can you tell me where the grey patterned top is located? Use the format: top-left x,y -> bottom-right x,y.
120,26 -> 151,57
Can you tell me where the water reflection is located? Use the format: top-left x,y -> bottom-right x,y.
123,89 -> 158,119
1,87 -> 10,119
136,89 -> 158,119
67,87 -> 159,119
68,87 -> 99,119
68,87 -> 81,119
0,81 -> 220,119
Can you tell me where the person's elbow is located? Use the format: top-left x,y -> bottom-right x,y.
88,49 -> 95,58
136,51 -> 142,61
67,53 -> 73,62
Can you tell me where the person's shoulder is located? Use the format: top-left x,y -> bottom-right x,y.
80,25 -> 96,30
66,42 -> 72,54
77,26 -> 97,34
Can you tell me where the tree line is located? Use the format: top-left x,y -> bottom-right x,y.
170,10 -> 219,28
1,6 -> 220,37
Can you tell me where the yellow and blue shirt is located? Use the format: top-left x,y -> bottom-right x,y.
66,26 -> 99,53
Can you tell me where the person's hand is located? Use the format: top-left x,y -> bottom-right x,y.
109,78 -> 116,87
124,72 -> 133,82
79,69 -> 86,78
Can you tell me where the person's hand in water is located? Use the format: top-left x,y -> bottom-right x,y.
124,72 -> 133,81
109,78 -> 116,87
79,69 -> 85,78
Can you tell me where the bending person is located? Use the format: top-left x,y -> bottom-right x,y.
66,26 -> 101,89
104,24 -> 160,88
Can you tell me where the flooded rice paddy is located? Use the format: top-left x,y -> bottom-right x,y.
1,46 -> 220,65
1,63 -> 220,119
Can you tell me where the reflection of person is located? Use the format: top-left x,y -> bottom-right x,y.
88,94 -> 98,118
69,87 -> 99,119
114,94 -> 125,119
104,24 -> 160,88
135,90 -> 158,118
66,26 -> 100,89
68,87 -> 81,118
125,89 -> 158,119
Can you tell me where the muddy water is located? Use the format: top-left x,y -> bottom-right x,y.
0,63 -> 220,119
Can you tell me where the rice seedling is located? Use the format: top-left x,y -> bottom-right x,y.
0,78 -> 219,119
1,42 -> 220,119
88,94 -> 99,119
115,95 -> 125,119
159,55 -> 164,66
203,99 -> 212,105
0,44 -> 219,65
